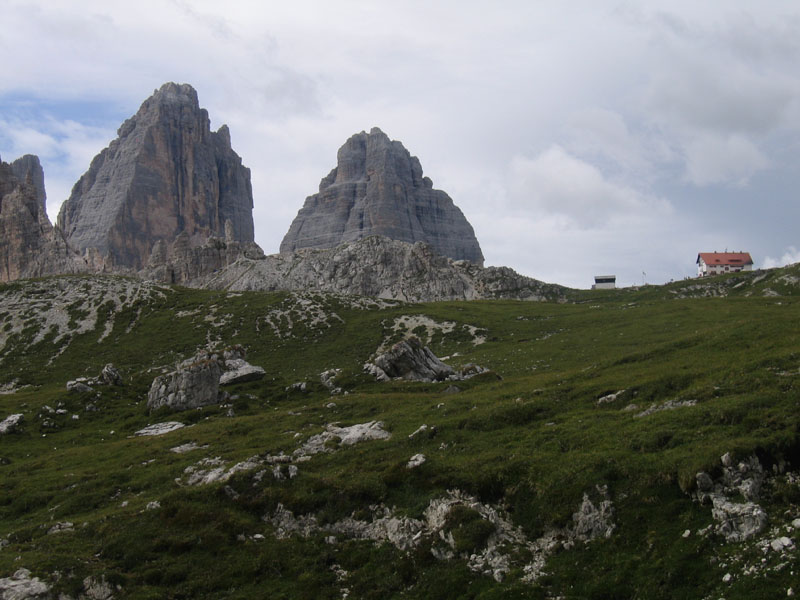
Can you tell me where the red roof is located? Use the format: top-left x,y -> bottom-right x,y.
696,252 -> 753,266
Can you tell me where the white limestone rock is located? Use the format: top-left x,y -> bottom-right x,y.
0,568 -> 51,599
407,453 -> 426,469
135,422 -> 185,436
294,421 -> 391,458
0,413 -> 23,435
147,352 -> 224,411
366,337 -> 454,382
219,361 -> 265,385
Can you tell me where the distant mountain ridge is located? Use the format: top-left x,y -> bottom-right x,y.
0,83 -> 561,301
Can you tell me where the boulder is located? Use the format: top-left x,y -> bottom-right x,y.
366,337 -> 455,382
280,127 -> 484,266
407,453 -> 426,469
711,497 -> 768,542
0,568 -> 50,599
147,353 -> 224,411
99,363 -> 123,386
219,358 -> 265,386
0,413 -> 23,435
66,380 -> 94,394
294,421 -> 391,457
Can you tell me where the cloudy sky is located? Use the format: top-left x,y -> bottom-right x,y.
1,1 -> 799,288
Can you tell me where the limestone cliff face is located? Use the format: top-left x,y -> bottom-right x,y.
0,156 -> 85,282
57,82 -> 255,270
10,154 -> 46,211
195,236 -> 563,302
280,128 -> 484,266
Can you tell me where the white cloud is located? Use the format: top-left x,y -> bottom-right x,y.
565,108 -> 653,176
683,133 -> 769,187
508,146 -> 672,228
0,115 -> 116,218
762,246 -> 800,269
1,1 -> 799,288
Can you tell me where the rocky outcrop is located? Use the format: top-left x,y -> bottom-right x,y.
219,355 -> 265,385
366,337 -> 455,382
293,421 -> 392,458
143,228 -> 265,285
280,127 -> 484,266
57,82 -> 256,271
135,422 -> 186,436
365,337 -> 490,382
147,352 -> 225,412
267,487 -> 615,584
694,453 -> 768,542
197,236 -> 566,302
0,413 -> 23,435
66,363 -> 123,393
147,347 -> 264,411
0,156 -> 86,282
0,568 -> 50,599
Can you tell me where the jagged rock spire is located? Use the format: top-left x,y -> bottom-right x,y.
280,127 -> 484,266
57,82 -> 254,270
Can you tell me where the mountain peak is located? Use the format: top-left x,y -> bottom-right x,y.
58,83 -> 254,270
280,128 -> 484,266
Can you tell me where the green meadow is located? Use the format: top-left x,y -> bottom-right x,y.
1,265 -> 798,599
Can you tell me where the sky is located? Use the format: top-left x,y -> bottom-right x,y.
1,0 -> 799,289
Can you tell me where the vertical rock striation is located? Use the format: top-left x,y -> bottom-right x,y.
57,82 -> 255,270
280,128 -> 484,266
10,154 -> 47,211
0,155 -> 85,282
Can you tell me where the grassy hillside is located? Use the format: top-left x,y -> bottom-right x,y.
1,267 -> 799,599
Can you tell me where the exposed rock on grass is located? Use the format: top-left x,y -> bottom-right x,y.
294,421 -> 391,458
365,336 -> 490,383
568,488 -> 616,544
597,389 -> 625,404
634,398 -> 697,418
407,453 -> 426,468
366,336 -> 455,382
0,413 -> 23,434
219,359 -> 265,385
134,422 -> 185,436
147,353 -> 224,411
0,276 -> 168,363
0,568 -> 50,599
319,368 -> 342,394
170,441 -> 206,453
178,455 -> 264,486
266,488 -> 616,584
694,453 -> 768,541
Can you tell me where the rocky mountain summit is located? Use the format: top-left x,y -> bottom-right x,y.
0,155 -> 85,282
57,82 -> 256,271
280,127 -> 484,266
0,84 -> 563,301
